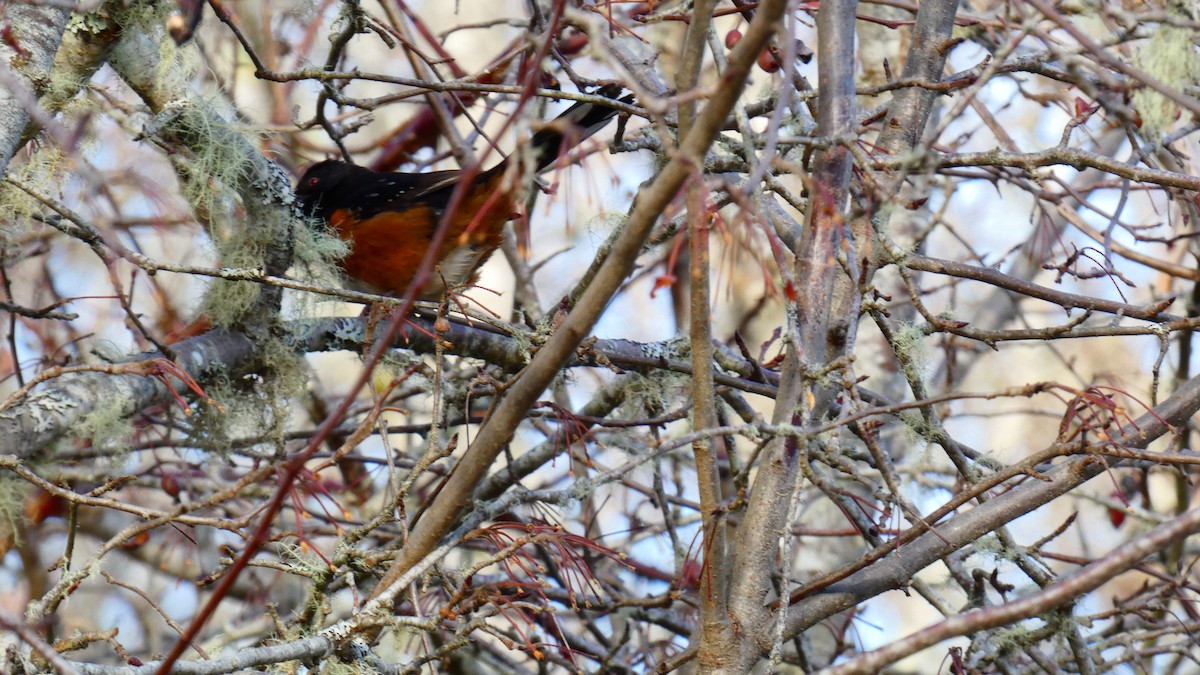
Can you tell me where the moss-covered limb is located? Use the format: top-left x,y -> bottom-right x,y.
0,313 -> 781,460
0,473 -> 27,551
1134,24 -> 1200,140
98,6 -> 341,463
16,1 -> 127,150
105,6 -> 318,334
64,635 -> 337,674
0,329 -> 257,459
0,2 -> 71,175
294,315 -> 777,397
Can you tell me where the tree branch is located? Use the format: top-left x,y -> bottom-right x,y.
0,1 -> 70,174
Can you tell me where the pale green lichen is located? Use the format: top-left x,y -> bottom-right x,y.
26,390 -> 79,433
978,623 -> 1038,662
67,11 -> 113,36
0,145 -> 66,254
1133,26 -> 1200,141
292,219 -> 349,284
200,271 -> 262,330
112,2 -> 200,100
77,395 -> 135,455
107,1 -> 272,331
110,0 -> 311,332
97,1 -> 338,450
43,62 -> 92,114
284,218 -> 350,320
620,370 -> 688,425
183,375 -> 239,453
279,541 -> 331,580
169,105 -> 257,218
896,407 -> 934,447
0,473 -> 28,548
379,348 -> 428,377
972,533 -> 1003,558
892,321 -> 931,388
185,337 -> 307,454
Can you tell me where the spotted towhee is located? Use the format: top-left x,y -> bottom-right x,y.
295,86 -> 629,300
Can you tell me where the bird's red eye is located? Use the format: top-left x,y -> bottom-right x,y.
307,177 -> 320,187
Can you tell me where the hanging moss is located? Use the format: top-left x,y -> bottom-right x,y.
76,395 -> 136,458
0,145 -> 65,254
891,320 -> 931,388
183,334 -> 310,456
102,1 -> 345,457
285,217 -> 350,321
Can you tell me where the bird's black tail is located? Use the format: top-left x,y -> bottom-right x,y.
525,85 -> 630,173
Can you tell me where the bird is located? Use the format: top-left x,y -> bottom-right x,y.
295,85 -> 629,301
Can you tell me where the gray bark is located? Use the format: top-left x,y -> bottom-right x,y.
0,1 -> 71,174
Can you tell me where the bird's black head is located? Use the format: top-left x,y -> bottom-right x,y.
295,160 -> 357,217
